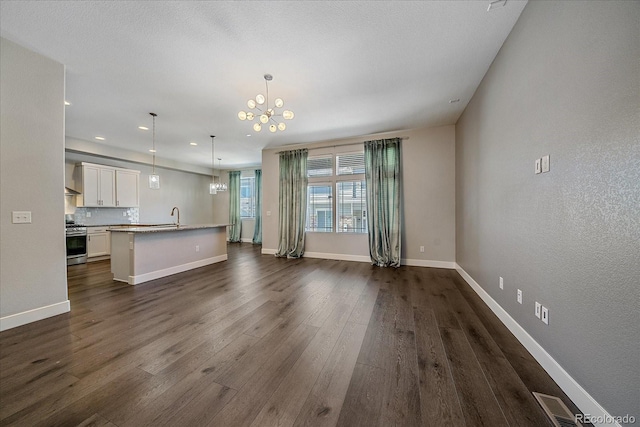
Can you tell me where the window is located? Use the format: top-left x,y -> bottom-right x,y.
307,156 -> 333,177
306,151 -> 367,233
240,176 -> 255,218
337,152 -> 365,175
306,185 -> 333,232
337,180 -> 367,233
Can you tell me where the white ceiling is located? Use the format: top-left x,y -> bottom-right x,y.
1,1 -> 526,169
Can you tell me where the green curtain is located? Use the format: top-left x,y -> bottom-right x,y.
275,149 -> 308,258
228,170 -> 242,243
364,138 -> 401,267
252,169 -> 262,244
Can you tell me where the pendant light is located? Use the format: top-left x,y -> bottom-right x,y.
148,112 -> 160,189
209,135 -> 217,194
215,158 -> 228,192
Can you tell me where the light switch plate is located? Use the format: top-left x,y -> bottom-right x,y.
517,289 -> 523,304
541,306 -> 549,324
535,158 -> 542,174
535,302 -> 541,318
541,155 -> 550,173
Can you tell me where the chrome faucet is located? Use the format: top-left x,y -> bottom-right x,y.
170,206 -> 180,227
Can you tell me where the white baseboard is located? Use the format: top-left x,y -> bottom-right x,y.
129,255 -> 228,285
87,255 -> 110,262
260,248 -> 369,262
0,300 -> 71,332
303,251 -> 371,263
261,249 -> 455,268
402,258 -> 456,269
241,238 -> 253,243
455,264 -> 619,427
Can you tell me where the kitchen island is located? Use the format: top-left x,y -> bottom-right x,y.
109,224 -> 229,285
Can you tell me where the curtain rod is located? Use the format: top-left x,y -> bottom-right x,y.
274,136 -> 409,155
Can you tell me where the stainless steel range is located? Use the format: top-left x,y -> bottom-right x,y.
66,224 -> 87,265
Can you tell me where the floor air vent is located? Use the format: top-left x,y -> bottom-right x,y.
533,392 -> 583,427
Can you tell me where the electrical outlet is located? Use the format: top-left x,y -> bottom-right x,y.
266,211 -> 271,216
195,245 -> 200,252
517,289 -> 523,304
123,211 -> 127,216
535,158 -> 542,174
11,211 -> 32,224
541,306 -> 549,324
499,277 -> 504,290
419,246 -> 425,253
86,212 -> 92,218
535,302 -> 541,318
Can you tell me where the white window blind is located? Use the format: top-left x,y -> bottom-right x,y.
337,152 -> 365,175
307,156 -> 333,177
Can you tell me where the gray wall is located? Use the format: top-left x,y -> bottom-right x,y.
456,1 -> 639,420
0,38 -> 68,322
262,125 -> 456,264
65,150 -> 216,225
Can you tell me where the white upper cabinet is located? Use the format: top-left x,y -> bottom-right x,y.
115,169 -> 139,207
99,167 -> 116,207
77,163 -> 139,207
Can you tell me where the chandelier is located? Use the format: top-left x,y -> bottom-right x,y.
209,135 -> 227,194
237,74 -> 294,133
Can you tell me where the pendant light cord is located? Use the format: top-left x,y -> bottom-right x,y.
210,135 -> 215,181
150,112 -> 157,174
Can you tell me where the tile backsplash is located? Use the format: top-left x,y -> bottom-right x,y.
73,207 -> 139,225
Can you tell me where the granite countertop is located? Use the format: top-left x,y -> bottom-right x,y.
108,223 -> 230,233
68,223 -> 174,228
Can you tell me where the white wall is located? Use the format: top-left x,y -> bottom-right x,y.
456,1 -> 639,421
0,38 -> 69,330
261,125 -> 456,265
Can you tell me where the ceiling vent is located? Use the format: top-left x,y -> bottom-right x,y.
533,392 -> 583,427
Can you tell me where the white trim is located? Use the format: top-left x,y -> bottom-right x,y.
241,238 -> 253,243
0,300 -> 70,332
455,264 -> 620,427
128,255 -> 227,285
87,255 -> 110,262
261,248 -> 277,255
401,258 -> 456,269
303,251 -> 370,263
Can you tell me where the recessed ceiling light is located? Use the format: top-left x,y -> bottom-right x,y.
149,149 -> 156,153
190,142 -> 197,146
94,136 -> 105,141
246,134 -> 251,137
138,126 -> 149,130
64,101 -> 71,106
449,99 -> 460,103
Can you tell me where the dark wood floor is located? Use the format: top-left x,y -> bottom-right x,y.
0,243 -> 582,426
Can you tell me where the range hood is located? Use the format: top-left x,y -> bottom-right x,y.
65,187 -> 81,195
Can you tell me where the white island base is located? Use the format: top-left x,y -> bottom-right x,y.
110,225 -> 228,285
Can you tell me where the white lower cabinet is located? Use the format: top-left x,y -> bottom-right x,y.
87,227 -> 111,258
